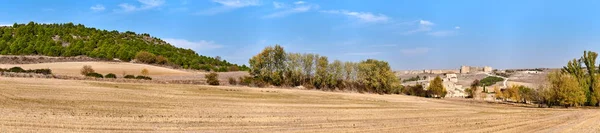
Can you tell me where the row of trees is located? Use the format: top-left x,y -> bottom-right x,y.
248,45 -> 401,94
0,22 -> 248,72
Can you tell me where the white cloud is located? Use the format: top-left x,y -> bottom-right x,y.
164,38 -> 224,51
119,3 -> 137,12
402,20 -> 435,35
321,10 -> 389,23
294,1 -> 305,4
455,26 -> 461,29
400,47 -> 430,55
273,1 -> 286,9
345,52 -> 382,56
264,4 -> 316,18
117,0 -> 165,12
213,0 -> 259,8
198,0 -> 260,15
0,24 -> 12,27
90,4 -> 106,12
419,20 -> 434,26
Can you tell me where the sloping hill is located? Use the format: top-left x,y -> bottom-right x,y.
0,22 -> 248,72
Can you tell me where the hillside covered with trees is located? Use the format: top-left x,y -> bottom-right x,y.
0,22 -> 248,72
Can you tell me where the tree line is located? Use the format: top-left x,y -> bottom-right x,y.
246,45 -> 401,94
0,22 -> 248,72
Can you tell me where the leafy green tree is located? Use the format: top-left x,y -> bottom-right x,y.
357,59 -> 399,94
314,55 -> 329,89
427,76 -> 447,98
547,71 -> 586,107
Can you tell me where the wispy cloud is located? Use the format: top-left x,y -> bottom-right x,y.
199,0 -> 260,15
321,10 -> 389,23
273,1 -> 286,9
345,52 -> 382,56
400,47 -> 430,55
264,1 -> 317,18
116,0 -> 165,12
428,30 -> 456,37
164,38 -> 224,51
455,26 -> 461,29
402,20 -> 434,34
90,4 -> 106,12
294,1 -> 305,4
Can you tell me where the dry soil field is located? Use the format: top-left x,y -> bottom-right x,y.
1,77 -> 600,132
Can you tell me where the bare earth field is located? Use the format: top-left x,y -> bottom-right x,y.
1,77 -> 600,132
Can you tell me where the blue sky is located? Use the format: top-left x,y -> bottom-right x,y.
1,0 -> 600,70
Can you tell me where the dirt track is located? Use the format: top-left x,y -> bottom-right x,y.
0,77 -> 599,132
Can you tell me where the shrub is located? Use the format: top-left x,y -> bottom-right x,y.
141,69 -> 149,76
85,72 -> 104,78
239,76 -> 252,86
9,67 -> 25,73
156,55 -> 168,64
228,77 -> 238,85
105,73 -> 117,79
205,72 -> 220,85
135,51 -> 157,64
80,65 -> 95,75
124,75 -> 136,79
33,69 -> 52,75
135,75 -> 152,80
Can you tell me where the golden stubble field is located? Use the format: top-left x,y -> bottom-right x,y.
0,77 -> 599,132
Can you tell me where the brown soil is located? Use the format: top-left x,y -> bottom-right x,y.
0,77 -> 598,132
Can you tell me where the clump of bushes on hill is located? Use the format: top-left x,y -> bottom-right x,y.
79,66 -> 151,80
135,75 -> 152,80
124,75 -> 136,79
205,72 -> 220,85
105,73 -> 117,79
85,72 -> 104,78
0,67 -> 53,75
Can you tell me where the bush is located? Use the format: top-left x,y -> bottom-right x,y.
0,68 -> 5,72
228,77 -> 238,85
85,72 -> 104,78
135,75 -> 152,80
205,72 -> 220,85
239,76 -> 252,86
156,55 -> 168,64
32,69 -> 52,75
80,65 -> 95,75
9,67 -> 25,73
105,73 -> 117,79
141,69 -> 149,76
135,51 -> 157,64
124,75 -> 136,79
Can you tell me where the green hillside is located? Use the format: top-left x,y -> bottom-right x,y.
0,22 -> 248,72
